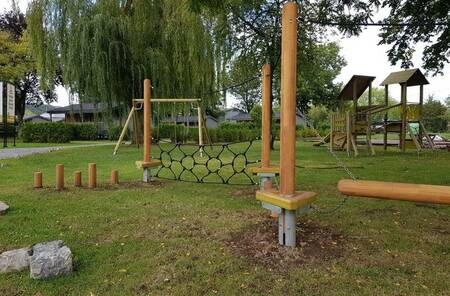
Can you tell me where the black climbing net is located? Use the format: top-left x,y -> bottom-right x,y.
152,140 -> 259,185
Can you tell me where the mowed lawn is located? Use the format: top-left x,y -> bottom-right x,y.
0,141 -> 449,295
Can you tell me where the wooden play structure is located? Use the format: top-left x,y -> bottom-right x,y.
254,2 -> 317,247
249,64 -> 280,190
113,92 -> 208,155
327,69 -> 434,155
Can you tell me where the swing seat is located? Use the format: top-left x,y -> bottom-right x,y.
249,166 -> 280,175
135,160 -> 162,169
338,179 -> 450,205
256,189 -> 317,211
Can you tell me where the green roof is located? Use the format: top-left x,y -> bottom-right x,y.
338,75 -> 376,101
380,69 -> 429,86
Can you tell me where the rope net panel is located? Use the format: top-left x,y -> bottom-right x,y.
152,140 -> 259,185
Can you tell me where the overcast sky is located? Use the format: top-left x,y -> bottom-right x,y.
1,0 -> 449,107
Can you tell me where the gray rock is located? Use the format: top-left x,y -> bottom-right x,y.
0,247 -> 31,273
29,240 -> 73,279
0,201 -> 9,215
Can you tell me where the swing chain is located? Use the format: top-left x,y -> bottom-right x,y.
297,110 -> 358,181
297,110 -> 358,214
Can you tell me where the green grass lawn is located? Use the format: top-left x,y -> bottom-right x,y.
1,139 -> 110,148
0,141 -> 449,295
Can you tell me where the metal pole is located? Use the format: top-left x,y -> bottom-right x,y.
279,2 -> 298,247
197,106 -> 204,157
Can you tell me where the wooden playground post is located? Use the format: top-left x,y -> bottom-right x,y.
74,171 -> 82,187
279,2 -> 297,197
88,163 -> 97,189
367,82 -> 375,155
197,106 -> 204,156
329,113 -> 334,152
384,85 -> 389,150
143,79 -> 152,163
254,2 -> 317,248
55,164 -> 64,191
262,64 -> 272,168
111,170 -> 119,185
34,172 -> 42,189
400,83 -> 407,152
419,84 -> 424,145
346,111 -> 351,156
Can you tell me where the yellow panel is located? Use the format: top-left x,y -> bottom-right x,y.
256,190 -> 317,210
135,160 -> 162,169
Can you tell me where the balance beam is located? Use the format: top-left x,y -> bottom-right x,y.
338,180 -> 450,205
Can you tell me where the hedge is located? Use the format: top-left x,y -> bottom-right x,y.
21,122 -> 99,143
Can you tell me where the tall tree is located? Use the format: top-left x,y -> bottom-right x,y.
27,0 -> 218,119
0,5 -> 58,121
422,97 -> 448,132
375,0 -> 450,75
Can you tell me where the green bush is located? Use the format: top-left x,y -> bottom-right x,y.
296,127 -> 317,138
71,124 -> 98,141
21,122 -> 73,143
108,126 -> 125,141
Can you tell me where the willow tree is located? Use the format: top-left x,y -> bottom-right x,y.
27,0 -> 217,119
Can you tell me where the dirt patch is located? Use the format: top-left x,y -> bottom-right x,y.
31,180 -> 166,193
225,217 -> 347,269
231,187 -> 257,198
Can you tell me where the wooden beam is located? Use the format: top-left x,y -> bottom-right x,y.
400,84 -> 407,152
143,79 -> 152,162
338,179 -> 450,205
279,2 -> 297,197
262,64 -> 272,168
133,98 -> 201,103
384,85 -> 388,150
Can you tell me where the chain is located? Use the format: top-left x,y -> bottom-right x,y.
297,110 -> 359,214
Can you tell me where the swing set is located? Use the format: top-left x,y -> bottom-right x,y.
113,97 -> 209,156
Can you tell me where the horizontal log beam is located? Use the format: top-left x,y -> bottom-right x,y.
338,180 -> 450,205
133,98 -> 201,103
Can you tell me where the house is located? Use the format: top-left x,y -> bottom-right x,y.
161,115 -> 218,129
23,114 -> 51,123
225,110 -> 306,126
47,103 -> 122,135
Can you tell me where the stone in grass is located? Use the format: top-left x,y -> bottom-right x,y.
0,247 -> 31,273
0,201 -> 9,215
29,240 -> 73,279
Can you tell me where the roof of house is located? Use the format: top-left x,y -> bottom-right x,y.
380,68 -> 429,86
48,103 -> 104,114
229,113 -> 252,121
23,114 -> 51,121
338,75 -> 376,101
25,104 -> 57,115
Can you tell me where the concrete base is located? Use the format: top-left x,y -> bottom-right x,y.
279,209 -> 296,246
143,168 -> 151,183
257,173 -> 276,190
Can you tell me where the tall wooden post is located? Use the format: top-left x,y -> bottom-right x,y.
367,82 -> 374,155
262,64 -> 272,168
143,79 -> 152,163
279,2 -> 297,197
419,84 -> 424,145
384,85 -> 389,150
55,164 -> 64,191
400,83 -> 407,152
197,106 -> 204,157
